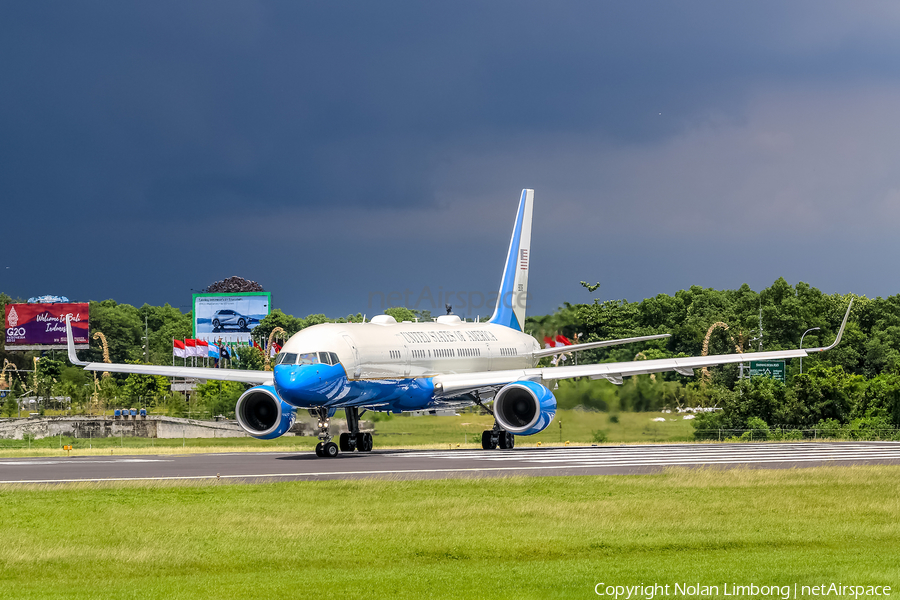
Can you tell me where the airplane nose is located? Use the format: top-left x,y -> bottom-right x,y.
273,363 -> 342,405
274,364 -> 320,388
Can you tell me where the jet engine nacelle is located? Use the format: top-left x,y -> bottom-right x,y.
493,380 -> 557,436
235,385 -> 297,440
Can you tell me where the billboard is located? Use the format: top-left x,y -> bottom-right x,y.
192,292 -> 271,344
4,303 -> 90,350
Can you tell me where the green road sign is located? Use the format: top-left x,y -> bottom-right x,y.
749,360 -> 785,382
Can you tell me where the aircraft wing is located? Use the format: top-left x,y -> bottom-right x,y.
434,301 -> 852,397
66,316 -> 273,385
532,333 -> 671,358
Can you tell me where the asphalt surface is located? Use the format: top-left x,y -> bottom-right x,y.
0,441 -> 898,484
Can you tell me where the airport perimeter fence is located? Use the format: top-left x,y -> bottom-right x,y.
692,428 -> 900,442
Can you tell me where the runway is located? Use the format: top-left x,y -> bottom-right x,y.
0,441 -> 898,484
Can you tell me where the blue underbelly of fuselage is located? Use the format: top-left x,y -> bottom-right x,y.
273,364 -> 437,412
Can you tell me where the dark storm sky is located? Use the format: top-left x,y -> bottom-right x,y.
4,2 -> 900,318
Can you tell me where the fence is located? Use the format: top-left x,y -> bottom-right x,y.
692,428 -> 900,442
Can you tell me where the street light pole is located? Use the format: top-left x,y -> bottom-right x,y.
799,327 -> 820,374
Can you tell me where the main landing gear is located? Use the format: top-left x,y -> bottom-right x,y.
338,407 -> 373,453
313,407 -> 373,457
481,423 -> 515,450
474,393 -> 515,451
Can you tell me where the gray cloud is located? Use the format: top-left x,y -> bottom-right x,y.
3,1 -> 900,317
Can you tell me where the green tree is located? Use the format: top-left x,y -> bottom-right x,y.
384,307 -> 417,323
791,365 -> 865,426
194,380 -> 245,418
120,372 -> 169,408
234,345 -> 265,371
855,373 -> 900,426
139,303 -> 193,365
2,393 -> 17,417
89,300 -> 143,363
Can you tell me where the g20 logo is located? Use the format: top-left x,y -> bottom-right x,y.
6,327 -> 26,339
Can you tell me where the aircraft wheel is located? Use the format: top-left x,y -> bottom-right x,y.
339,432 -> 353,452
323,441 -> 339,458
315,442 -> 324,457
359,433 -> 373,452
499,431 -> 515,449
482,430 -> 497,450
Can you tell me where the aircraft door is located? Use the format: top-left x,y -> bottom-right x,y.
342,335 -> 361,378
402,345 -> 411,377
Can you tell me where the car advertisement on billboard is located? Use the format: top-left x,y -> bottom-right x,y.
192,292 -> 271,344
4,302 -> 90,350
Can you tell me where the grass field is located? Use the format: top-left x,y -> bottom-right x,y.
0,410 -> 696,457
1,465 -> 897,599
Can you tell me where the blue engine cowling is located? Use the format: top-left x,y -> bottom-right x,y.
234,385 -> 297,440
492,381 -> 557,436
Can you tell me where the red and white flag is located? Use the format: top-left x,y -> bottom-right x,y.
555,334 -> 573,346
185,339 -> 197,357
196,339 -> 209,358
173,339 -> 186,359
544,335 -> 573,348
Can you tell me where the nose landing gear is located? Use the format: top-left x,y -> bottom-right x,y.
313,409 -> 339,457
313,407 -> 373,457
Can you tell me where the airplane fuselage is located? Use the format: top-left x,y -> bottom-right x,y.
273,315 -> 541,411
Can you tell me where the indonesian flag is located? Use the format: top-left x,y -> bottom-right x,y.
173,339 -> 186,359
185,339 -> 197,356
543,334 -> 573,366
544,335 -> 572,348
555,334 -> 573,346
196,339 -> 209,358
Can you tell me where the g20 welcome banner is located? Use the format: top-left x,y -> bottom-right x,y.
4,303 -> 90,350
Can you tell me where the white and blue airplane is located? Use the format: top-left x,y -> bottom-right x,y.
66,190 -> 851,457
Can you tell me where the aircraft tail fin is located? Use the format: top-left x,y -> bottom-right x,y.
488,189 -> 533,331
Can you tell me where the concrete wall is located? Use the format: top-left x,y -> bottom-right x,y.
0,416 -> 247,440
0,416 -> 373,440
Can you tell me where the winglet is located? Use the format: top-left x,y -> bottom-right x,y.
65,315 -> 89,366
809,299 -> 853,353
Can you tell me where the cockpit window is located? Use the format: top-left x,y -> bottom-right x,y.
318,352 -> 332,365
330,352 -> 340,365
297,352 -> 319,365
276,352 -> 297,365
